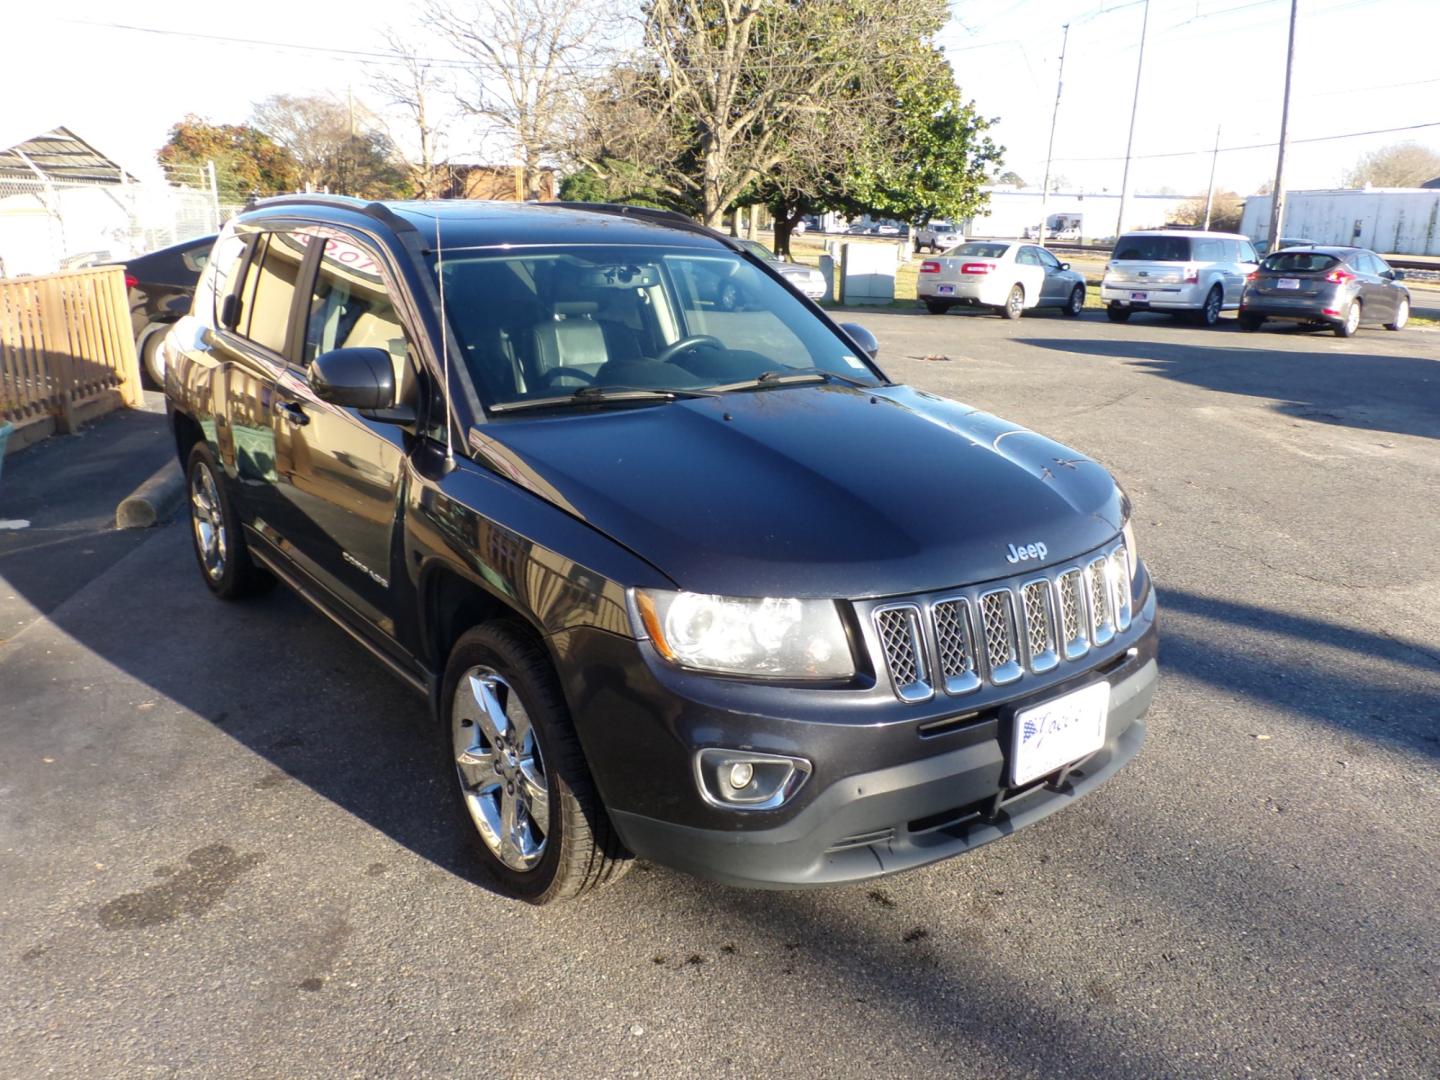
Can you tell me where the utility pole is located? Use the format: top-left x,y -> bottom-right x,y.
1037,23 -> 1070,248
1114,0 -> 1150,240
1267,0 -> 1299,252
1203,125 -> 1221,229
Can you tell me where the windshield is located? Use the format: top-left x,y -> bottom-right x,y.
735,239 -> 779,263
1261,251 -> 1340,273
946,242 -> 1009,258
1113,235 -> 1191,262
434,244 -> 877,408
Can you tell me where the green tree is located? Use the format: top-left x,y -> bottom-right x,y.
157,115 -> 300,202
995,170 -> 1025,187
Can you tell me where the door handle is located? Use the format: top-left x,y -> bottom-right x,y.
274,401 -> 309,426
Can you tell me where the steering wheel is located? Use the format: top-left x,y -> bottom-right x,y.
654,335 -> 723,366
538,366 -> 598,388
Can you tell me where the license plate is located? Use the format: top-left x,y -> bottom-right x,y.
1278,278 -> 1300,289
1130,291 -> 1148,301
1011,681 -> 1110,787
937,284 -> 955,295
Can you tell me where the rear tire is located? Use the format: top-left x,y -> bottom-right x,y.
441,623 -> 631,904
1334,300 -> 1361,338
1002,284 -> 1025,320
1385,298 -> 1409,331
924,300 -> 950,315
139,329 -> 167,390
1062,285 -> 1084,317
1238,313 -> 1264,332
1106,304 -> 1131,323
185,444 -> 274,600
1195,286 -> 1223,327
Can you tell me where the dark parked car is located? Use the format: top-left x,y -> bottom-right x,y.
1239,246 -> 1410,336
105,234 -> 216,387
165,196 -> 1157,903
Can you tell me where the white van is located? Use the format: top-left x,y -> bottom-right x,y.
1101,230 -> 1260,326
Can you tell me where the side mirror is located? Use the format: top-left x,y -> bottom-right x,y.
311,347 -> 396,412
1060,262 -> 1071,271
1391,269 -> 1406,281
838,322 -> 879,361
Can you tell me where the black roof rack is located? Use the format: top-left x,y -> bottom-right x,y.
542,201 -> 738,248
247,193 -> 418,234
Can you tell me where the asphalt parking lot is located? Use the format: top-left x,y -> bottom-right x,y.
2,309 -> 1438,1078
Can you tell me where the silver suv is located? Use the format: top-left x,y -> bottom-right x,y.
914,220 -> 964,253
1101,230 -> 1260,326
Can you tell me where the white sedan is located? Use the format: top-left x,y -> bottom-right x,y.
917,241 -> 1087,319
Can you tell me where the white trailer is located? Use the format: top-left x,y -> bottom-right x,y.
1242,188 -> 1440,255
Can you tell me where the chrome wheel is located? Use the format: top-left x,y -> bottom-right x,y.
1202,288 -> 1221,325
1067,285 -> 1084,315
452,667 -> 549,872
1389,299 -> 1408,330
1344,301 -> 1361,336
1005,285 -> 1024,319
189,464 -> 227,582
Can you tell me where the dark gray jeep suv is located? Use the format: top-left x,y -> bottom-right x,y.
163,196 -> 1158,903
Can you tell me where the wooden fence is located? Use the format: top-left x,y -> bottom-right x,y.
0,266 -> 143,452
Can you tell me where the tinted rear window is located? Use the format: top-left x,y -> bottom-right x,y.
947,242 -> 1008,258
1113,235 -> 1191,261
1261,252 -> 1340,273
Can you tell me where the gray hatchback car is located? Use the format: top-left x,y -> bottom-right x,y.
1239,246 -> 1410,337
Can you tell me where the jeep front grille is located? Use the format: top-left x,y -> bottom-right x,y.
872,541 -> 1133,702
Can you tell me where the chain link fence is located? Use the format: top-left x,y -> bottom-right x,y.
0,167 -> 238,278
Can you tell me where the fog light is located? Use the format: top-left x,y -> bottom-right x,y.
695,748 -> 812,811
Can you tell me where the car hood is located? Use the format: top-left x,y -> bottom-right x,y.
469,384 -> 1126,598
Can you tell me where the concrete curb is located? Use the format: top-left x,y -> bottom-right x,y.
115,460 -> 185,530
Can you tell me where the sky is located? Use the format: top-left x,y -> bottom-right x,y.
6,0 -> 1439,198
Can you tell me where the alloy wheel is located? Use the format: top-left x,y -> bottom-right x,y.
189,464 -> 227,582
1203,288 -> 1221,325
1345,302 -> 1361,335
1007,286 -> 1023,318
452,667 -> 550,872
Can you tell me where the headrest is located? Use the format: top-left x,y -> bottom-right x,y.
553,301 -> 599,318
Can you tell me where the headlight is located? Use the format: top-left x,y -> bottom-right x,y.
631,589 -> 855,678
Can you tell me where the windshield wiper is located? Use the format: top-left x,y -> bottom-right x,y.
488,385 -> 719,414
713,367 -> 879,393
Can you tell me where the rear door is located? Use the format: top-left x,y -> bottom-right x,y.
1012,246 -> 1047,305
1109,234 -> 1192,292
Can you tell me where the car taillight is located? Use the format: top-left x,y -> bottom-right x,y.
919,261 -> 940,274
1183,267 -> 1199,284
1246,271 -> 1259,282
124,274 -> 138,289
960,263 -> 991,275
1325,268 -> 1355,284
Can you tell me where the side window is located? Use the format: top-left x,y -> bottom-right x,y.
304,235 -> 415,404
1364,253 -> 1388,276
1219,239 -> 1240,263
1239,239 -> 1260,263
1193,239 -> 1222,262
1036,247 -> 1062,270
209,233 -> 250,326
243,232 -> 305,355
1015,247 -> 1040,266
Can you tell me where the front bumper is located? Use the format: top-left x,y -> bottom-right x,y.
556,571 -> 1158,888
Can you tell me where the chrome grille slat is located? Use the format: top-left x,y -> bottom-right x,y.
873,605 -> 932,702
979,590 -> 1022,685
869,540 -> 1136,703
1020,579 -> 1059,673
932,598 -> 981,695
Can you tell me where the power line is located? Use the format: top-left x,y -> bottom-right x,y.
1042,120 -> 1440,164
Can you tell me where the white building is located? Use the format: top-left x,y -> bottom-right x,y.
962,187 -> 1199,243
1241,188 -> 1440,255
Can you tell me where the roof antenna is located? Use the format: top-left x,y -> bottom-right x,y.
434,209 -> 454,468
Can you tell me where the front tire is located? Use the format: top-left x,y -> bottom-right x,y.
442,624 -> 630,904
1385,298 -> 1409,331
185,444 -> 273,600
1335,300 -> 1361,338
1063,284 -> 1084,317
1002,284 -> 1025,320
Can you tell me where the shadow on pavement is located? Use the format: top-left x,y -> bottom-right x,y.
1019,334 -> 1440,442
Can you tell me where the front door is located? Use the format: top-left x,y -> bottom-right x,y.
1032,246 -> 1069,304
268,231 -> 418,638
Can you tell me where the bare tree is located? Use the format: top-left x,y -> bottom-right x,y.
1343,141 -> 1440,188
575,0 -> 952,228
426,0 -> 605,201
371,30 -> 453,199
251,93 -> 406,197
